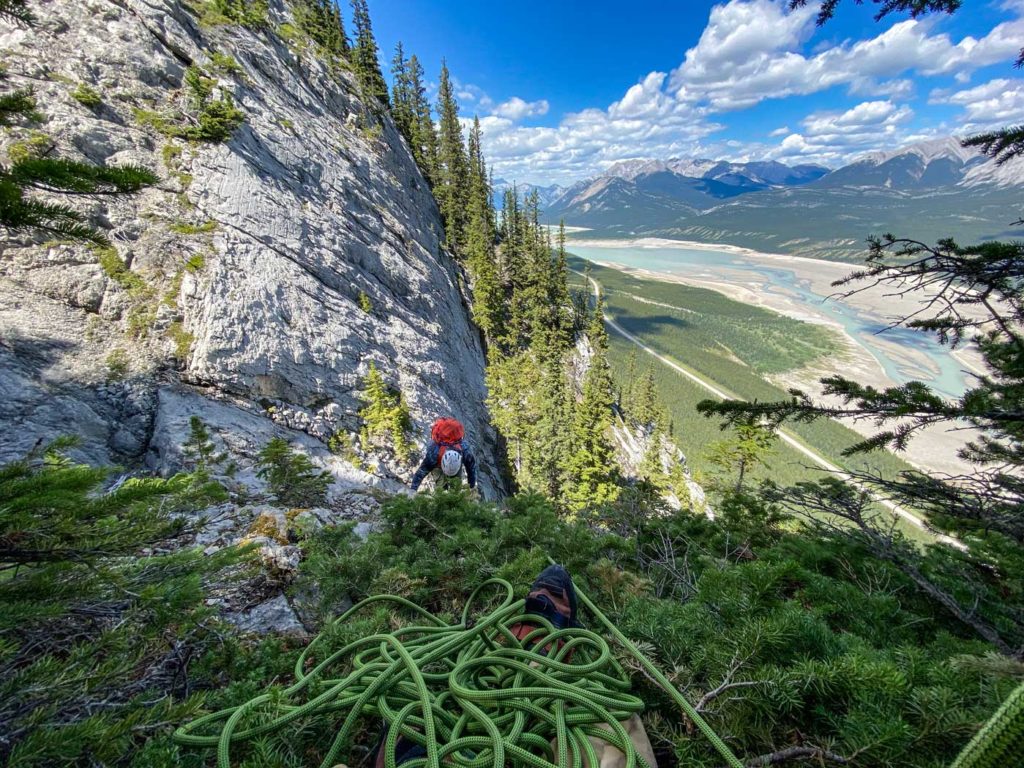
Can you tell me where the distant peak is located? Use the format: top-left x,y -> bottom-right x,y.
855,137 -> 982,167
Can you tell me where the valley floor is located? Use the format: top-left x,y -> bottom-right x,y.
568,236 -> 983,477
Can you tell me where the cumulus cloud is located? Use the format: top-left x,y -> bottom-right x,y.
473,0 -> 1024,184
767,100 -> 916,165
932,78 -> 1024,130
492,97 -> 550,120
668,1 -> 1024,111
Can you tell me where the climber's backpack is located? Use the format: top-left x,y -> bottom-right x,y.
431,417 -> 465,461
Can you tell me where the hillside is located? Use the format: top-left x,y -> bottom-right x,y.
2,1 -> 1024,767
544,139 -> 1024,261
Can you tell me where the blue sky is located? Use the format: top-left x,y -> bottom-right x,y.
366,0 -> 1024,185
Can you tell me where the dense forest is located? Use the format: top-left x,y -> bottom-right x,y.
2,0 -> 1024,767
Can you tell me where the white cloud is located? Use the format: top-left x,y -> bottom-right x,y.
769,126 -> 790,137
932,78 -> 1024,130
472,0 -> 1024,184
848,77 -> 915,99
667,1 -> 1024,112
767,100 -> 916,165
492,96 -> 550,120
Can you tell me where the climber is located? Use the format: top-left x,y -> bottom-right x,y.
410,416 -> 477,492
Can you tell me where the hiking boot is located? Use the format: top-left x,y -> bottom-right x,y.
508,564 -> 581,656
373,725 -> 426,768
525,564 -> 579,629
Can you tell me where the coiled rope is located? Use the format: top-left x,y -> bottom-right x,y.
173,577 -> 744,768
950,680 -> 1024,768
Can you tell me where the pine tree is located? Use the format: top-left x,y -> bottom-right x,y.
632,365 -> 658,427
407,54 -> 438,183
565,298 -> 619,513
0,0 -> 34,25
257,437 -> 332,507
349,0 -> 388,107
465,118 -> 503,342
390,43 -> 414,142
435,61 -> 469,252
359,362 -> 413,459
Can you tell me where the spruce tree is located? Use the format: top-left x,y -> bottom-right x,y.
465,118 -> 503,342
622,346 -> 639,412
182,415 -> 229,476
550,221 -> 572,345
349,0 -> 388,107
435,61 -> 469,252
293,0 -> 348,60
390,43 -> 414,142
565,298 -> 619,513
407,54 -> 438,183
256,437 -> 332,507
632,365 -> 658,427
359,362 -> 413,459
530,327 -> 574,504
703,416 -> 777,493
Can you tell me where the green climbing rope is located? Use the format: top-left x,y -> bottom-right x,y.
949,680 -> 1024,768
173,577 -> 744,768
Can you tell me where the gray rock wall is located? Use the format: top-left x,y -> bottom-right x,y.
0,0 -> 503,496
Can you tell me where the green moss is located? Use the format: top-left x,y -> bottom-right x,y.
133,108 -> 177,136
167,321 -> 195,360
71,83 -> 102,108
133,68 -> 244,144
358,290 -> 372,314
94,246 -> 147,294
170,220 -> 218,235
126,303 -> 158,339
105,348 -> 130,380
185,0 -> 268,29
209,51 -> 242,76
277,118 -> 295,132
7,131 -> 53,163
276,22 -> 310,55
161,142 -> 183,170
328,430 -> 364,470
163,254 -> 208,307
359,119 -> 382,145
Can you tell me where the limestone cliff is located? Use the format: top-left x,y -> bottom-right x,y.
0,0 -> 503,497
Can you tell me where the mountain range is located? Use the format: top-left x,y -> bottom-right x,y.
541,138 -> 1024,261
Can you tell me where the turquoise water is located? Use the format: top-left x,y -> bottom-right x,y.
568,244 -> 972,400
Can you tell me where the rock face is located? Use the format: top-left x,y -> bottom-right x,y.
0,0 -> 503,496
611,417 -> 710,517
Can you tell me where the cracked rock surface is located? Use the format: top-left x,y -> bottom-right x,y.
0,0 -> 502,498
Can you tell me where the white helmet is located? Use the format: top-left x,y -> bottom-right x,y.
440,448 -> 463,477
